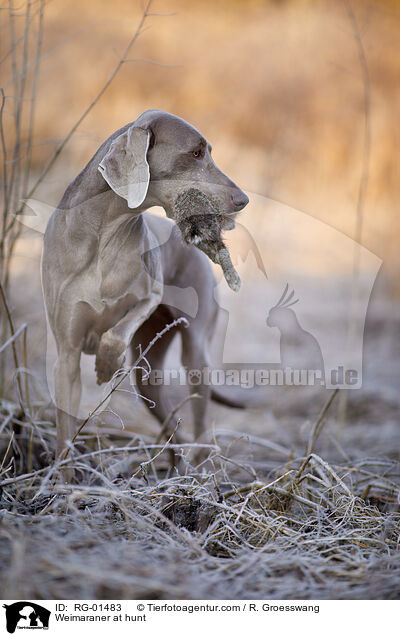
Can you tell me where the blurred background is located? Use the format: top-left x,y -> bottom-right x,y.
3,0 -> 399,280
1,0 -> 399,456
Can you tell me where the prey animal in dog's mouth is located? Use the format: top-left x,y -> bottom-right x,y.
174,188 -> 241,292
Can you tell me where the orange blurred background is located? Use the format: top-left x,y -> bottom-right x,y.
2,0 -> 400,287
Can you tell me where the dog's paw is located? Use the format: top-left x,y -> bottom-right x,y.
95,333 -> 126,384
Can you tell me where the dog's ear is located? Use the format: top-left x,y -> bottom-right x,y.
98,126 -> 150,208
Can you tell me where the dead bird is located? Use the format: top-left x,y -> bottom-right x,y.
174,188 -> 241,291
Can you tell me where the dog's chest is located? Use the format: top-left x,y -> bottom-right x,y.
66,215 -> 162,338
95,216 -> 151,297
89,218 -> 160,310
98,258 -> 147,302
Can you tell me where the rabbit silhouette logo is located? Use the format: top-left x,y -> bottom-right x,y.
3,602 -> 50,633
267,284 -> 325,382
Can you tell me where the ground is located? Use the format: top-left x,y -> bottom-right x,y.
0,238 -> 399,599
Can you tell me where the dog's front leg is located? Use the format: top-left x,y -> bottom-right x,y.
54,347 -> 81,481
95,295 -> 161,385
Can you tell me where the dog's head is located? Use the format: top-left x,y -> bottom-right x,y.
98,109 -> 249,222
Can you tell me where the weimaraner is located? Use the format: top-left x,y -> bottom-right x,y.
42,109 -> 249,476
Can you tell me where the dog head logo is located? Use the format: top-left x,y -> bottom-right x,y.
3,602 -> 50,633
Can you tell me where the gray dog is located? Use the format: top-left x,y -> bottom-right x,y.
42,109 -> 249,476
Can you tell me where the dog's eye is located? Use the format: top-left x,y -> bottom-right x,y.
192,149 -> 202,159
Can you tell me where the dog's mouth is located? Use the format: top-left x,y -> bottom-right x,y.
173,188 -> 241,292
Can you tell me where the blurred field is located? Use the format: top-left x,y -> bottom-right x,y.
1,0 -> 400,602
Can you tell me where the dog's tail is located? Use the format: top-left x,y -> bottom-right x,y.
211,387 -> 249,409
211,383 -> 272,409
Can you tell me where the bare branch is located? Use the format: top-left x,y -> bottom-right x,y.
123,56 -> 179,68
0,89 -> 9,235
345,0 -> 371,257
0,320 -> 27,354
306,388 -> 339,456
0,280 -> 25,412
8,1 -> 32,217
22,0 -> 44,198
338,1 -> 372,427
18,0 -> 154,211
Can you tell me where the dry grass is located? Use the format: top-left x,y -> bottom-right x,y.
1,395 -> 400,600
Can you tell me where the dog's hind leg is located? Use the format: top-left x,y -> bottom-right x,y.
131,306 -> 186,445
180,329 -> 212,446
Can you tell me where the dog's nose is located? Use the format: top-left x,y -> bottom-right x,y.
232,191 -> 249,211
